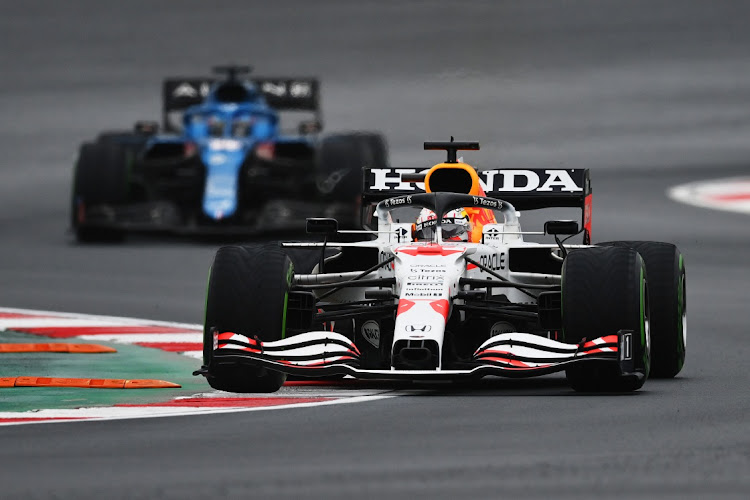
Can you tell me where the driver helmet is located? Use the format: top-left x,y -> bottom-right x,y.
414,208 -> 471,241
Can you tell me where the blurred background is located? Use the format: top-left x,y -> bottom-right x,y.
1,2 -> 749,498
4,0 -> 750,323
2,0 -> 750,319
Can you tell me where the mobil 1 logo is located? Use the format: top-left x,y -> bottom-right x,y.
360,320 -> 380,349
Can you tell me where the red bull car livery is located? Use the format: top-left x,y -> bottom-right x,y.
195,140 -> 686,392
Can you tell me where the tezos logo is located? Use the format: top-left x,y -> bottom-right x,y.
361,320 -> 380,348
384,195 -> 411,208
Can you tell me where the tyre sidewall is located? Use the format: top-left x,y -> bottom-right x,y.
315,132 -> 388,201
562,247 -> 650,391
203,243 -> 292,392
599,241 -> 686,377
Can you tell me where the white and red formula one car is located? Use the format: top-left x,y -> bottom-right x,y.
195,140 -> 686,393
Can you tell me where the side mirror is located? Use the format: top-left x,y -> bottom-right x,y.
545,220 -> 579,235
306,217 -> 338,236
298,120 -> 323,135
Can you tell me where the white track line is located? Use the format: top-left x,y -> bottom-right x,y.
0,394 -> 397,426
0,307 -> 202,355
0,318 -> 135,329
668,176 -> 750,214
0,306 -> 202,330
77,333 -> 203,343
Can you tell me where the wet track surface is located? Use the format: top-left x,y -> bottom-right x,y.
1,1 -> 749,498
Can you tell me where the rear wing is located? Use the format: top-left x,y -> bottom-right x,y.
161,77 -> 320,130
361,167 -> 592,243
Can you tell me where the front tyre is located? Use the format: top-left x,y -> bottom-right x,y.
562,246 -> 650,392
599,241 -> 686,378
203,243 -> 293,393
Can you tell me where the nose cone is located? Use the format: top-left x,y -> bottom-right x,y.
201,140 -> 246,220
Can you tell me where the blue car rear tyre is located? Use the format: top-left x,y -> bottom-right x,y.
71,141 -> 128,243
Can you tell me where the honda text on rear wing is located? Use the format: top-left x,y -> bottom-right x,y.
361,141 -> 592,243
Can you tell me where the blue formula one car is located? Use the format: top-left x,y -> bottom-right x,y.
71,65 -> 388,242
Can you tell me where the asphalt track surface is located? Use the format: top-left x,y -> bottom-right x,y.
1,1 -> 749,498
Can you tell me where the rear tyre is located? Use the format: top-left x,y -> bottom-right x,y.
562,246 -> 650,392
71,141 -> 129,242
316,132 -> 389,226
598,241 -> 686,378
203,243 -> 292,393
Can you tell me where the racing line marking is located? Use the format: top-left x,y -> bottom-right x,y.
668,177 -> 750,215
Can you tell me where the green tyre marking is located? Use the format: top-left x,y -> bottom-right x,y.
281,292 -> 288,339
640,265 -> 646,345
202,265 -> 212,364
282,262 -> 293,339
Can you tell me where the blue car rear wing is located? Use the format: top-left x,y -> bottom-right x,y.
162,77 -> 320,131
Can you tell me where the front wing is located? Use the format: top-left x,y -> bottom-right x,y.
209,330 -> 636,381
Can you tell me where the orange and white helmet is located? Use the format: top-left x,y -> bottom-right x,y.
414,208 -> 471,241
